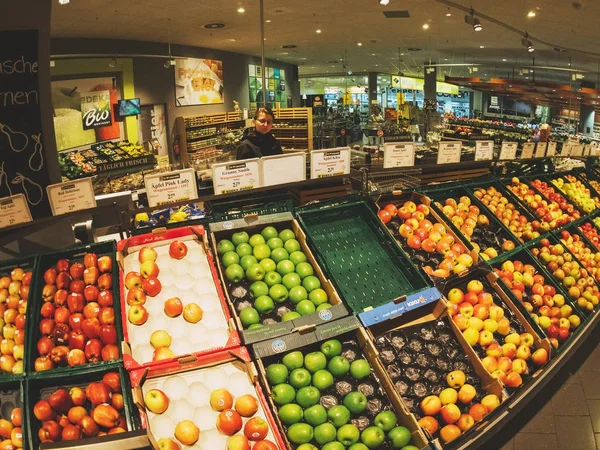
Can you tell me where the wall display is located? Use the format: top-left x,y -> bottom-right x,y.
51,76 -> 122,151
487,94 -> 532,118
499,142 -> 518,160
248,64 -> 287,109
47,177 -> 96,215
174,58 -> 223,106
140,104 -> 169,158
212,159 -> 261,194
0,30 -> 52,218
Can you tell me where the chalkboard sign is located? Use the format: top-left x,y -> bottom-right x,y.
0,30 -> 51,218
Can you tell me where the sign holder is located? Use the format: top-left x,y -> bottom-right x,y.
47,178 -> 97,216
437,141 -> 462,164
144,168 -> 198,206
0,194 -> 32,228
261,152 -> 306,186
212,159 -> 261,195
474,140 -> 494,161
310,147 -> 351,179
521,143 -> 535,159
535,142 -> 548,158
383,143 -> 415,168
499,142 -> 518,160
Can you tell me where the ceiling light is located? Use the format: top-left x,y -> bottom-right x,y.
316,29 -> 322,33
266,19 -> 271,23
446,8 -> 452,16
237,7 -> 245,13
527,10 -> 536,17
357,42 -> 363,46
502,58 -> 507,62
380,0 -> 390,5
473,19 -> 482,31
480,45 -> 485,49
522,36 -> 534,52
422,23 -> 429,29
58,0 -> 70,4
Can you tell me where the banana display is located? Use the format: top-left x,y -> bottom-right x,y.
135,204 -> 206,229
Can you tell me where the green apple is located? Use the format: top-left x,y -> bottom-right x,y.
322,443 -> 345,450
254,295 -> 275,314
296,386 -> 321,408
240,255 -> 258,271
361,427 -> 385,449
246,263 -> 265,282
343,391 -> 368,414
309,288 -> 329,306
312,369 -> 334,391
328,356 -> 350,377
348,444 -> 369,450
350,359 -> 371,380
388,426 -> 411,448
231,231 -> 249,246
278,403 -> 303,425
290,251 -> 308,265
264,271 -> 283,287
267,237 -> 284,250
282,311 -> 301,322
303,404 -> 328,426
269,284 -> 289,303
239,307 -> 260,328
279,229 -> 296,242
314,422 -> 336,445
282,272 -> 302,290
337,424 -> 361,447
285,239 -> 301,253
217,239 -> 235,255
277,259 -> 296,276
249,234 -> 266,247
327,405 -> 351,428
302,275 -> 321,292
295,262 -> 314,279
297,445 -> 319,450
250,281 -> 269,298
271,383 -> 296,406
317,303 -> 332,312
236,243 -> 253,257
225,264 -> 244,283
374,411 -> 397,432
304,351 -> 327,373
266,363 -> 289,385
287,423 -> 313,445
271,248 -> 290,263
289,368 -> 312,389
296,300 -> 316,316
253,243 -> 271,261
248,323 -> 263,330
261,226 -> 279,240
289,285 -> 308,304
259,258 -> 276,273
321,339 -> 342,358
221,251 -> 240,267
282,351 -> 304,370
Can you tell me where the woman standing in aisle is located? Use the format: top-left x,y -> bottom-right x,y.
236,107 -> 283,160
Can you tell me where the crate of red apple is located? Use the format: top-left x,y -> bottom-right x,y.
117,226 -> 239,370
29,364 -> 136,447
579,220 -> 600,250
0,379 -> 25,449
26,242 -> 122,375
130,347 -> 284,449
0,257 -> 35,377
377,194 -> 477,280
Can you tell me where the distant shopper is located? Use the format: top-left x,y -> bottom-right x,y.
236,106 -> 282,160
539,123 -> 551,142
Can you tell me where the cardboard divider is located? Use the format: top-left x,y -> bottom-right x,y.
116,225 -> 240,372
209,213 -> 348,345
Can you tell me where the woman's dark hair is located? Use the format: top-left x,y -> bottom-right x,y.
254,106 -> 275,120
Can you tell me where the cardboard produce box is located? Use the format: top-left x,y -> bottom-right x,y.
129,347 -> 286,449
117,225 -> 240,371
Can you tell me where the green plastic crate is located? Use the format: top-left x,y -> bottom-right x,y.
296,200 -> 430,313
209,193 -> 293,222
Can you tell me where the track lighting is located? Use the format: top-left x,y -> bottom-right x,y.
522,35 -> 534,52
473,18 -> 482,31
465,11 -> 482,31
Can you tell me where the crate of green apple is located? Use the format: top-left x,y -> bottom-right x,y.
0,256 -> 36,377
26,242 -> 123,375
130,347 -> 285,449
117,226 -> 239,370
376,192 -> 478,280
255,328 -> 427,450
490,249 -> 584,351
367,300 -> 504,447
28,363 -> 137,447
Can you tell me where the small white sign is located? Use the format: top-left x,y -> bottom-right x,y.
591,142 -> 599,156
437,141 -> 462,164
212,159 -> 261,195
546,141 -> 557,157
261,153 -> 306,186
144,168 -> 198,207
475,140 -> 494,161
310,147 -> 351,179
383,143 -> 415,168
535,142 -> 548,158
499,142 -> 518,160
521,143 -> 535,159
47,178 -> 97,216
0,194 -> 32,228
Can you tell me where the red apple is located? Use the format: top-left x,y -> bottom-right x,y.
69,262 -> 85,280
54,306 -> 70,324
126,287 -> 146,306
84,253 -> 98,268
84,339 -> 102,363
97,256 -> 113,273
83,302 -> 100,319
102,372 -> 121,393
97,273 -> 112,291
34,356 -> 54,372
53,289 -> 68,306
33,400 -> 55,421
101,344 -> 119,361
86,381 -> 111,406
124,272 -> 143,290
55,272 -> 72,290
97,290 -> 114,307
79,415 -> 99,437
39,319 -> 54,337
56,259 -> 70,272
68,313 -> 84,331
62,424 -> 81,441
99,325 -> 117,345
83,267 -> 99,286
49,345 -> 69,366
38,420 -> 62,442
67,292 -> 85,313
40,302 -> 55,319
68,330 -> 86,350
169,241 -> 188,260
84,285 -> 100,302
37,336 -> 55,356
99,307 -> 115,325
52,323 -> 70,345
48,388 -> 73,414
82,318 -> 101,339
217,409 -> 243,436
43,268 -> 57,285
164,297 -> 183,317
91,404 -> 120,428
142,277 -> 162,297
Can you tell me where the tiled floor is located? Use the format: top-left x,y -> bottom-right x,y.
488,327 -> 600,450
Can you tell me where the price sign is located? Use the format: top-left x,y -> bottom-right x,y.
475,140 -> 494,161
546,141 -> 557,157
212,159 -> 261,195
261,153 -> 306,187
383,143 -> 415,168
535,142 -> 548,158
0,194 -> 32,228
573,144 -> 584,156
47,178 -> 97,216
144,168 -> 198,207
310,147 -> 351,179
499,142 -> 518,160
437,142 -> 462,164
521,143 -> 535,159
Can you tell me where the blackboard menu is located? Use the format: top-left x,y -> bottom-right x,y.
0,30 -> 51,218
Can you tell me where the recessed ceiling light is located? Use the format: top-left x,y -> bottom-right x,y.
446,12 -> 452,16
203,23 -> 225,29
480,45 -> 485,48
527,10 -> 536,17
502,58 -> 507,62
58,0 -> 70,4
357,42 -> 362,46
316,29 -> 322,33
380,0 -> 390,4
237,7 -> 245,13
422,23 -> 429,29
266,19 -> 271,23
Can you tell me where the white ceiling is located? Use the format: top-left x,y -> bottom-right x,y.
51,0 -> 600,84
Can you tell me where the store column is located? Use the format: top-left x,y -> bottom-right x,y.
423,63 -> 437,137
368,73 -> 378,107
580,104 -> 595,136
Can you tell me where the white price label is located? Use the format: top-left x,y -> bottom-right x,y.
144,168 -> 198,207
521,143 -> 535,159
535,142 -> 548,158
212,159 -> 261,195
499,142 -> 518,160
47,178 -> 96,216
383,143 -> 415,168
261,153 -> 306,186
437,142 -> 462,164
0,194 -> 32,228
310,147 -> 351,179
475,140 -> 494,161
546,141 -> 557,157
